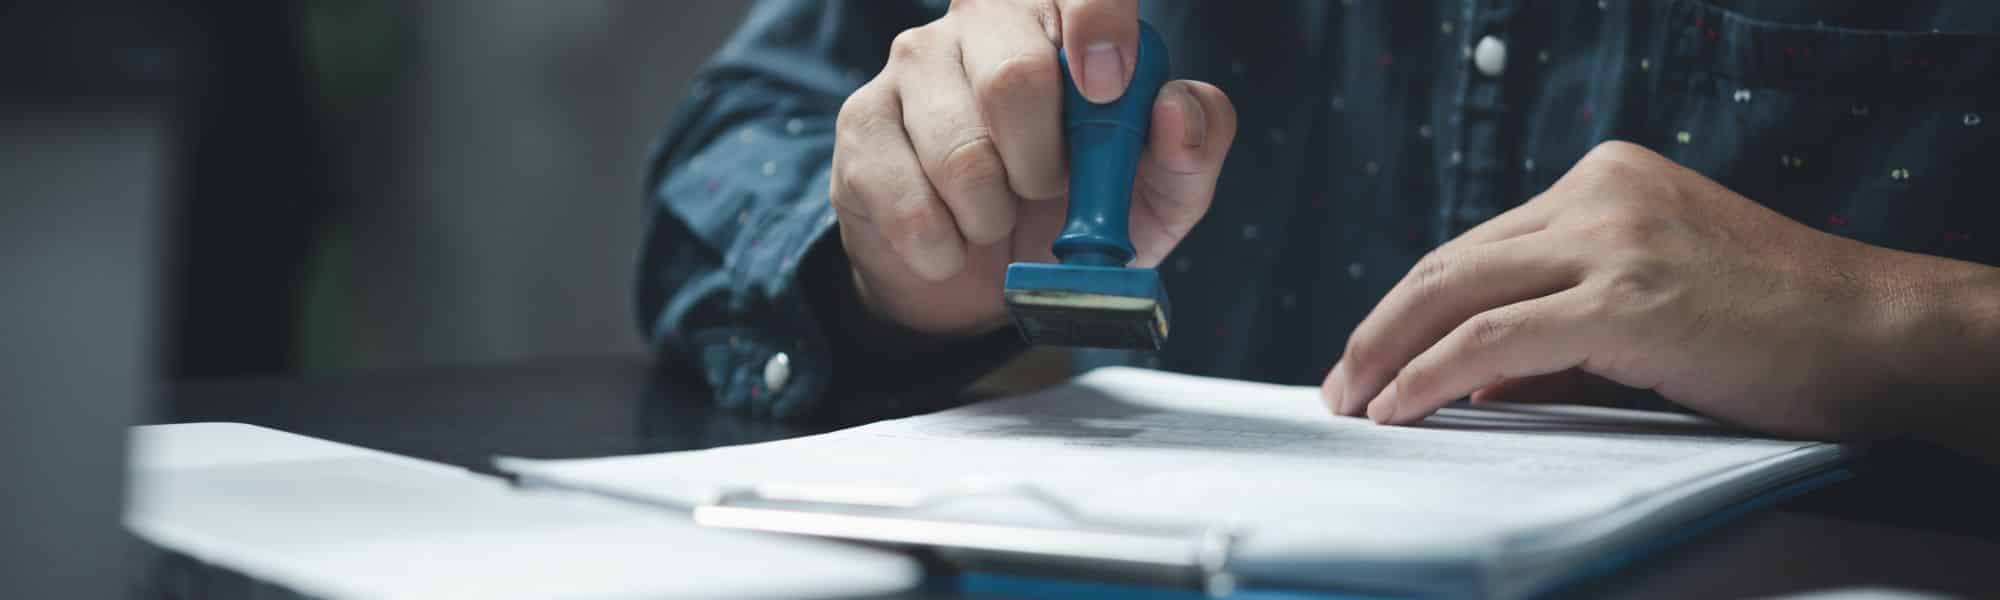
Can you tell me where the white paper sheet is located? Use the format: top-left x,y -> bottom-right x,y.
501,367 -> 1845,596
128,423 -> 919,600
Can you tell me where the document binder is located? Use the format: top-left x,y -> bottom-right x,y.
701,482 -> 1241,593
511,475 -> 1242,594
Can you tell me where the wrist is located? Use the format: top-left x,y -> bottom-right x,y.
1874,251 -> 2000,450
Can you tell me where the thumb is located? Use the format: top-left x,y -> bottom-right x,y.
1129,79 -> 1236,267
1058,0 -> 1139,103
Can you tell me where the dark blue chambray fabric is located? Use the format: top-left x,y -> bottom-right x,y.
638,1 -> 2000,417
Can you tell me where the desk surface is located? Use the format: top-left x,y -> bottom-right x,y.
159,356 -> 2000,599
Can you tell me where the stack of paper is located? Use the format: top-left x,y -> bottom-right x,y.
502,367 -> 1849,598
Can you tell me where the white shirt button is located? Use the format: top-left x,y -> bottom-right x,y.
1474,36 -> 1507,77
763,352 -> 791,393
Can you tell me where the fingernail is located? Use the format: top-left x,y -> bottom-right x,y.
1080,41 -> 1126,103
1367,380 -> 1399,424
1171,82 -> 1207,148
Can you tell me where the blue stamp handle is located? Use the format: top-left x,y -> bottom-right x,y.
1052,21 -> 1170,267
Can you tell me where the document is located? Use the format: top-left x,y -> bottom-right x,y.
128,423 -> 920,599
501,368 -> 1849,598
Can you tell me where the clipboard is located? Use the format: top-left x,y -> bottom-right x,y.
515,476 -> 1242,595
511,466 -> 1855,600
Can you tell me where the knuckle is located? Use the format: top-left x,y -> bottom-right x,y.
959,209 -> 1014,246
832,158 -> 912,223
827,160 -> 855,212
1393,362 -> 1442,398
938,132 -> 1006,188
1406,251 -> 1458,302
942,142 -> 1017,244
888,26 -> 943,63
1340,336 -> 1383,378
1580,156 -> 1647,189
975,51 -> 1061,113
1565,147 -> 1652,193
1588,272 -> 1668,325
884,193 -> 943,242
959,214 -> 1012,246
1463,311 -> 1520,350
1602,258 -> 1673,309
1582,140 -> 1658,166
829,131 -> 876,181
836,85 -> 892,138
889,29 -> 922,61
829,162 -> 881,221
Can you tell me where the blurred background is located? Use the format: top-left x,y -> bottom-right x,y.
166,0 -> 752,377
4,3 -> 752,594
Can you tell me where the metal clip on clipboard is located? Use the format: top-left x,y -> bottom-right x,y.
693,481 -> 1241,596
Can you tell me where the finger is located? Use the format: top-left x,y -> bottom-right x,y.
961,5 -> 1067,203
1057,0 -> 1139,103
1366,289 -> 1604,425
1327,232 -> 1584,416
1129,80 -> 1236,267
896,29 -> 1018,246
833,81 -> 966,281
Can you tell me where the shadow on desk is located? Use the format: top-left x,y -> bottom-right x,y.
1783,442 -> 2000,542
1559,510 -> 1994,600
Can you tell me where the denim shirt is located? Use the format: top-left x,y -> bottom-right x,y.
637,0 -> 2000,418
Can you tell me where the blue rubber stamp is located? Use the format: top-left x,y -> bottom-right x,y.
1002,21 -> 1172,350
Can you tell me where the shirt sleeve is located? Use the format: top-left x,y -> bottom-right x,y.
636,0 -> 1025,420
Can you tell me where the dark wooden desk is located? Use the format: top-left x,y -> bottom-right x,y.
156,356 -> 2000,598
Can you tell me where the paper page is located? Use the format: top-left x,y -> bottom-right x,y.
128,423 -> 919,600
503,367 -> 1835,567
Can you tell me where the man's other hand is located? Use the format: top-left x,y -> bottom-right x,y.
1324,141 -> 2000,444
